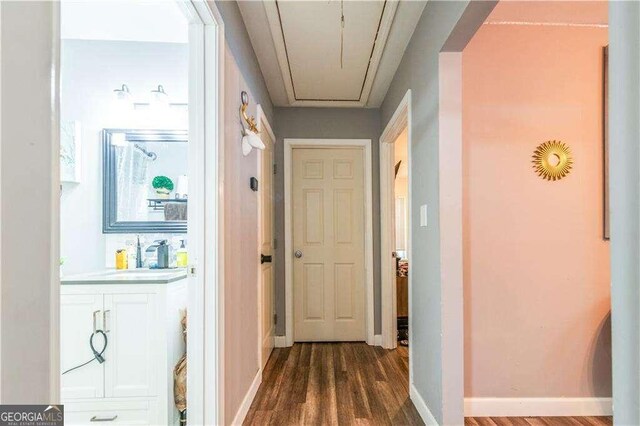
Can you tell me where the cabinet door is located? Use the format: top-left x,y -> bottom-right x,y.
104,293 -> 157,398
61,293 -> 105,400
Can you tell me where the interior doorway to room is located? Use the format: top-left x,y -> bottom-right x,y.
380,90 -> 412,357
284,139 -> 374,345
393,129 -> 409,347
57,1 -> 221,424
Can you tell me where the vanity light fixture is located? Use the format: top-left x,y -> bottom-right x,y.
113,84 -> 133,109
240,91 -> 265,156
150,85 -> 170,110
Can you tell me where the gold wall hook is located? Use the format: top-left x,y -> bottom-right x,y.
240,91 -> 259,134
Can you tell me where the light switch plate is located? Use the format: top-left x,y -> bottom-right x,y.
420,204 -> 428,227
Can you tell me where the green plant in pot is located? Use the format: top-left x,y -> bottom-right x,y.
152,176 -> 174,199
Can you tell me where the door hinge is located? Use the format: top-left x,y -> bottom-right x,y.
273,238 -> 278,249
273,164 -> 277,174
273,313 -> 277,325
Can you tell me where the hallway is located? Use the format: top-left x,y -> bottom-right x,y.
243,343 -> 423,425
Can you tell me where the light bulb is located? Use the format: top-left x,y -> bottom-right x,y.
247,132 -> 265,150
113,84 -> 133,110
242,135 -> 253,156
150,85 -> 169,110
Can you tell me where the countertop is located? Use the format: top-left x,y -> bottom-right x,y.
61,268 -> 188,285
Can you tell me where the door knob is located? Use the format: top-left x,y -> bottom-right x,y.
261,254 -> 272,264
294,250 -> 303,259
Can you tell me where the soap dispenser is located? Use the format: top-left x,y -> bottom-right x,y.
177,240 -> 188,268
157,240 -> 170,269
136,236 -> 143,268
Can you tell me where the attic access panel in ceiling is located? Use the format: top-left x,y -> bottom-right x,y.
265,0 -> 398,107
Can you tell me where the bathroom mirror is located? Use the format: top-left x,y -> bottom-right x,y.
103,129 -> 188,233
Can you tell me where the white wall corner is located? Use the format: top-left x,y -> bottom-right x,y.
274,335 -> 288,348
373,334 -> 383,347
463,397 -> 613,418
410,384 -> 440,425
230,369 -> 262,426
437,51 -> 465,426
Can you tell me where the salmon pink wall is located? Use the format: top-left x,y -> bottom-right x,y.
462,22 -> 611,397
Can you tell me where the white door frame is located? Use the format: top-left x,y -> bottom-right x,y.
182,1 -> 225,424
283,138 -> 374,347
256,105 -> 276,368
51,1 -> 226,424
380,90 -> 412,360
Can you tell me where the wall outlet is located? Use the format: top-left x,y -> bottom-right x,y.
420,204 -> 428,227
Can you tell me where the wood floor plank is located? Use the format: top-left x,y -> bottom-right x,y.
334,344 -> 357,425
344,345 -> 373,420
321,344 -> 339,425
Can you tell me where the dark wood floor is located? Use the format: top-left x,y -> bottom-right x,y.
465,417 -> 612,426
243,342 -> 422,425
244,342 -> 614,426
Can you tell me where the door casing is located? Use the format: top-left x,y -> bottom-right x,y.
380,90 -> 412,351
283,138 -> 374,347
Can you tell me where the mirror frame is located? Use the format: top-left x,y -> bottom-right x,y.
102,128 -> 188,233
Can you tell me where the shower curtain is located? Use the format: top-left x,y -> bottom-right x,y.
116,144 -> 149,221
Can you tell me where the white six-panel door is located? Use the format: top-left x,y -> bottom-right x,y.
259,124 -> 275,368
292,147 -> 366,341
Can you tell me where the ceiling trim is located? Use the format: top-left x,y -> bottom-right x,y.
263,0 -> 398,108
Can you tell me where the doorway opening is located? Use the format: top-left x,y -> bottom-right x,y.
393,129 -> 409,348
57,1 -> 223,424
380,90 -> 412,357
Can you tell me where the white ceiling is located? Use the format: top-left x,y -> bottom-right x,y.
239,0 -> 426,108
61,1 -> 188,43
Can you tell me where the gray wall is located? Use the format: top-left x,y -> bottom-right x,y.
1,1 -> 58,403
610,1 -> 640,424
273,107 -> 382,335
214,0 -> 273,122
380,1 -> 490,424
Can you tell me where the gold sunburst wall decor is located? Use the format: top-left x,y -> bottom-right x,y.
532,140 -> 573,181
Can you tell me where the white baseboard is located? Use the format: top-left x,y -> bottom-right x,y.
274,335 -> 288,348
410,384 -> 439,425
231,369 -> 262,425
464,397 -> 613,417
374,334 -> 382,346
